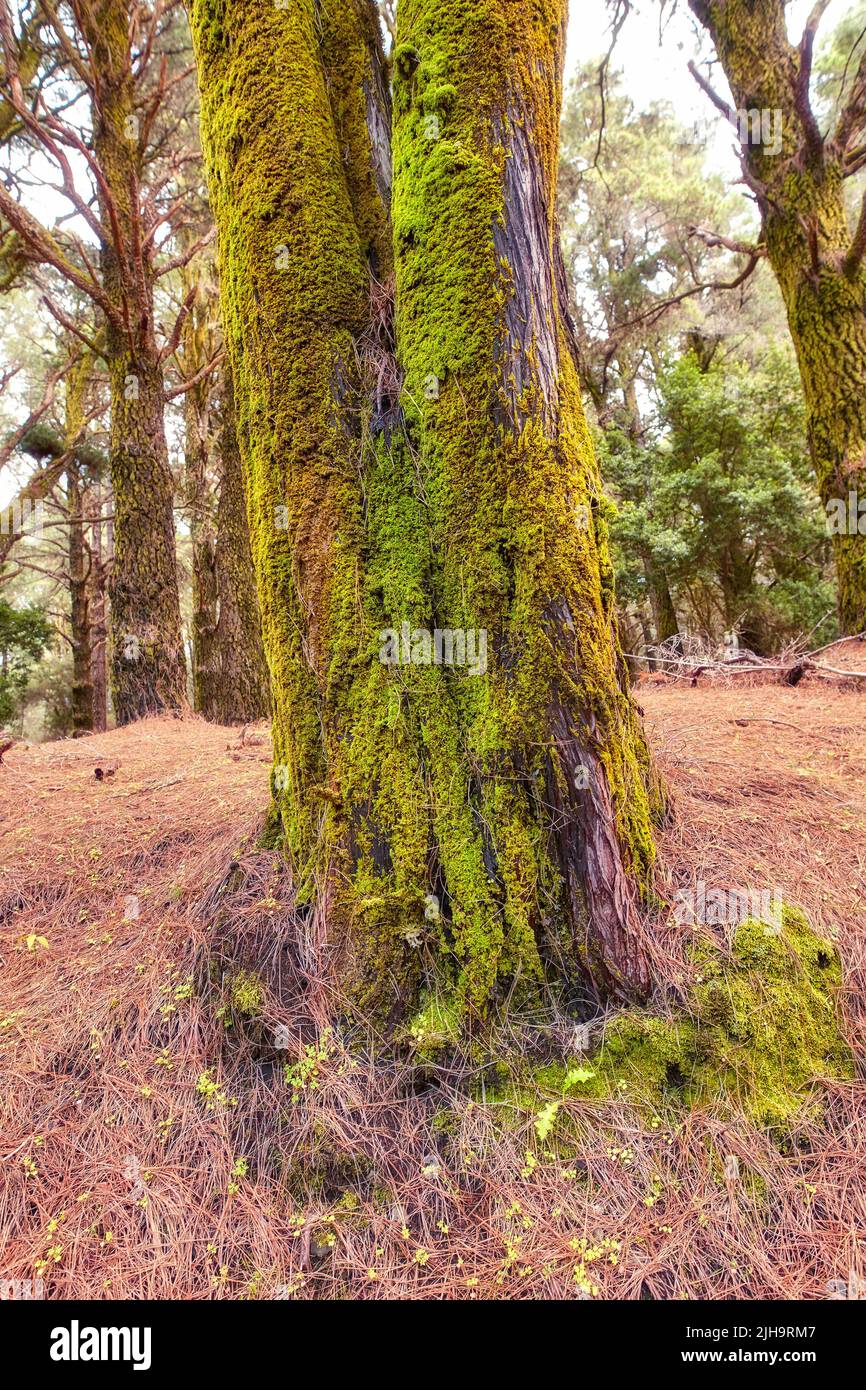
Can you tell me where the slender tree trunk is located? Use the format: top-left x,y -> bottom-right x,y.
690,0 -> 866,633
89,480 -> 108,732
646,556 -> 680,650
181,281 -> 220,717
191,0 -> 661,1020
67,465 -> 94,734
209,364 -> 270,723
621,367 -> 679,653
64,354 -> 94,733
80,2 -> 187,723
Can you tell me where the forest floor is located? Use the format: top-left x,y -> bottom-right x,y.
1,643 -> 865,1300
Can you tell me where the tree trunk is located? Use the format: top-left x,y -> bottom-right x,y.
209,364 -> 270,724
621,365 -> 679,653
67,465 -> 94,734
690,0 -> 866,633
191,0 -> 661,1021
63,353 -> 94,734
181,278 -> 221,718
80,2 -> 187,723
89,480 -> 108,733
647,557 -> 680,650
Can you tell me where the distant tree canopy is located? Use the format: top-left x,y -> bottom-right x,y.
559,59 -> 835,657
600,351 -> 835,654
0,598 -> 52,725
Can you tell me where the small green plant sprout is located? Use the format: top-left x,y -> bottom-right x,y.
159,973 -> 194,1019
228,1156 -> 249,1194
534,1101 -> 560,1144
21,933 -> 50,952
571,1237 -> 621,1297
643,1176 -> 664,1208
310,1226 -> 336,1259
156,1114 -> 174,1141
195,1069 -> 236,1110
35,1245 -> 63,1274
406,994 -> 459,1057
564,1064 -> 596,1089
283,1027 -> 334,1102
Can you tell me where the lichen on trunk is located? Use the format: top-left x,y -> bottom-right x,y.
390,0 -> 662,1001
191,0 -> 663,1025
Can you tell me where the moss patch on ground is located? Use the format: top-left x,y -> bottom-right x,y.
530,908 -> 852,1130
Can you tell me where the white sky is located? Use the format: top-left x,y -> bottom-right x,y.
567,0 -> 855,176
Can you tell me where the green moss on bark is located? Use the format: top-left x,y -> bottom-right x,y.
192,0 -> 664,1024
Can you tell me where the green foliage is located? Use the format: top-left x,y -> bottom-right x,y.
814,3 -> 866,126
601,351 -> 835,651
0,599 -> 53,724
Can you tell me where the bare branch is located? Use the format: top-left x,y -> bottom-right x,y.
687,59 -> 737,127
165,348 -> 226,400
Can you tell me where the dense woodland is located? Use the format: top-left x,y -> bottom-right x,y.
0,0 -> 865,1310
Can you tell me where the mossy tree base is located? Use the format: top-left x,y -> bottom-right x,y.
192,0 -> 666,1027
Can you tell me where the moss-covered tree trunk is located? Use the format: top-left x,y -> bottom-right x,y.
79,2 -> 187,723
390,0 -> 662,1001
690,0 -> 866,633
191,0 -> 662,1023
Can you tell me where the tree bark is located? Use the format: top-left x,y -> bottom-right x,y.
209,363 -> 270,724
89,479 -> 108,732
66,463 -> 94,734
180,269 -> 221,718
690,0 -> 866,633
621,364 -> 680,653
191,0 -> 661,1021
78,1 -> 187,723
63,354 -> 95,734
